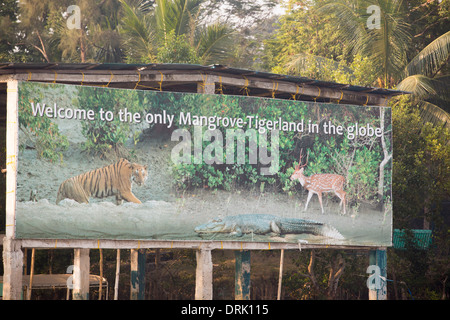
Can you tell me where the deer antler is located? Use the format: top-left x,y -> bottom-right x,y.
295,149 -> 309,169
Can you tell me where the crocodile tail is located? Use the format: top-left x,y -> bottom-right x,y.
281,218 -> 345,240
318,224 -> 345,240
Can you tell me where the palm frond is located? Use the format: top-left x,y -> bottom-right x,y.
432,75 -> 450,102
172,0 -> 202,36
405,31 -> 450,78
196,23 -> 234,64
155,0 -> 202,41
396,74 -> 437,99
317,0 -> 412,84
119,0 -> 156,62
416,100 -> 450,130
316,1 -> 368,56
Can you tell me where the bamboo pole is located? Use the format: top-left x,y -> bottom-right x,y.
114,249 -> 120,300
26,248 -> 35,300
277,249 -> 284,300
98,248 -> 103,300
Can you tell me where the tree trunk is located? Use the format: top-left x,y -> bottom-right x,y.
377,107 -> 392,211
326,253 -> 345,299
80,28 -> 87,63
307,250 -> 320,298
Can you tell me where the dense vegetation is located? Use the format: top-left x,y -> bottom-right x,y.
1,0 -> 449,300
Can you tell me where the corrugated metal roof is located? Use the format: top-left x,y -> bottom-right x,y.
0,62 -> 407,97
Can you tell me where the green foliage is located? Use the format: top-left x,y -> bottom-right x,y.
392,95 -> 450,228
168,93 -> 386,204
347,145 -> 381,203
75,86 -> 146,157
262,4 -> 348,73
119,0 -> 234,65
283,250 -> 366,300
295,135 -> 382,206
263,0 -> 449,130
171,96 -> 310,192
156,31 -> 200,64
18,83 -> 69,162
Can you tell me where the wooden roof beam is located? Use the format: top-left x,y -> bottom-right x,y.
0,70 -> 392,106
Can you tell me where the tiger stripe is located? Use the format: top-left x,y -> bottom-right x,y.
56,158 -> 148,205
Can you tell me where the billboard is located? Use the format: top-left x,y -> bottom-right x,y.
13,81 -> 392,246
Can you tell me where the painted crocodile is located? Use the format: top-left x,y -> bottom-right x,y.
194,214 -> 345,240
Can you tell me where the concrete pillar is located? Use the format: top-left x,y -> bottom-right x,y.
73,248 -> 90,300
130,249 -> 146,300
235,250 -> 251,300
2,238 -> 23,300
195,249 -> 213,300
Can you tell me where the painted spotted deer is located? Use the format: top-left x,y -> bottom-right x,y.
290,150 -> 346,214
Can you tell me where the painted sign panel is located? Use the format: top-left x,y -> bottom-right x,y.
14,81 -> 392,246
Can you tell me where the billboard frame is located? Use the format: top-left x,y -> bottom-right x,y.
1,63 -> 404,300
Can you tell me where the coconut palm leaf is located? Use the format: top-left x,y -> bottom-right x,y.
405,31 -> 450,78
173,0 -> 202,36
119,0 -> 156,62
91,26 -> 125,63
416,100 -> 450,130
398,32 -> 450,126
195,23 -> 234,64
316,1 -> 368,57
155,0 -> 202,43
317,0 -> 411,85
396,74 -> 437,99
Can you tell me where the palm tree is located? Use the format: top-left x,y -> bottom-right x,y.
316,0 -> 411,88
119,0 -> 157,62
50,0 -> 125,63
154,0 -> 202,45
119,0 -> 234,64
396,31 -> 450,128
307,0 -> 449,127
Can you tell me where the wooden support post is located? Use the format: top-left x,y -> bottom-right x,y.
3,80 -> 22,300
26,248 -> 35,300
277,249 -> 284,300
114,249 -> 121,300
2,238 -> 23,300
98,248 -> 103,300
368,249 -> 387,300
195,249 -> 213,300
235,250 -> 251,300
130,249 -> 146,300
73,248 -> 90,300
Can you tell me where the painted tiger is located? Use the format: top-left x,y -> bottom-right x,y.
56,158 -> 148,205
